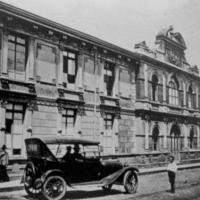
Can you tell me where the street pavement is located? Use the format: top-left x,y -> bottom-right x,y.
0,167 -> 200,200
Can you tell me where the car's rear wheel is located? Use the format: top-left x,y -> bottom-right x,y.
42,175 -> 66,200
123,170 -> 138,194
102,184 -> 112,192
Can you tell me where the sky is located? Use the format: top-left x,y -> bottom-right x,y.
1,0 -> 200,66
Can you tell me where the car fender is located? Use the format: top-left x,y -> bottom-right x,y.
100,166 -> 139,186
40,169 -> 72,187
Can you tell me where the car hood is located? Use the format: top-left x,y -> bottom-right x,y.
101,159 -> 123,170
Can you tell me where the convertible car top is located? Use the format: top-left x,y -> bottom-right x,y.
27,136 -> 100,145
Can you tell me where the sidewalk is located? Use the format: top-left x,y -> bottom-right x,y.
0,162 -> 200,193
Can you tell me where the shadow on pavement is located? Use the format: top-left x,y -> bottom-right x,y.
22,189 -> 122,200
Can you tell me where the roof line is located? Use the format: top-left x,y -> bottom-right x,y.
0,1 -> 138,60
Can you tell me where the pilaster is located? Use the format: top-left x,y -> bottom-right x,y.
163,121 -> 168,149
57,48 -> 63,86
76,54 -> 83,90
144,118 -> 149,150
197,125 -> 200,148
0,101 -> 6,147
163,75 -> 166,102
113,117 -> 119,153
57,106 -> 63,135
183,123 -> 188,148
27,38 -> 35,80
113,65 -> 119,97
2,32 -> 8,75
183,82 -> 186,106
144,63 -> 148,99
196,86 -> 198,109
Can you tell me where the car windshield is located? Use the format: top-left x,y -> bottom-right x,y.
47,144 -> 100,159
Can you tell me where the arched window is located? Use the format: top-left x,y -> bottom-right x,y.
152,126 -> 159,151
188,85 -> 194,109
189,127 -> 197,149
152,74 -> 158,101
169,77 -> 179,105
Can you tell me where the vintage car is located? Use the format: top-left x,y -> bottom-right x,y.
23,136 -> 139,200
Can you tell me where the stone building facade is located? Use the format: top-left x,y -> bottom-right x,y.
0,2 -> 200,164
134,26 -> 200,161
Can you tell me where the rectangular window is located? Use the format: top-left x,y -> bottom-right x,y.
63,50 -> 77,85
119,70 -> 130,83
84,56 -> 95,74
62,109 -> 76,129
5,103 -> 25,155
37,43 -> 56,63
8,33 -> 27,74
104,113 -> 114,130
119,69 -> 131,97
104,62 -> 115,96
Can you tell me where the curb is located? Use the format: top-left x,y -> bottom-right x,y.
0,185 -> 24,193
139,163 -> 200,175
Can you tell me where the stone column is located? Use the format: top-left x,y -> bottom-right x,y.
144,63 -> 148,99
144,118 -> 149,150
2,32 -> 8,74
183,123 -> 188,148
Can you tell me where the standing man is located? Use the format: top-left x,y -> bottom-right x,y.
167,155 -> 177,193
0,145 -> 9,182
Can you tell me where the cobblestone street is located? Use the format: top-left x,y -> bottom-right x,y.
1,168 -> 200,200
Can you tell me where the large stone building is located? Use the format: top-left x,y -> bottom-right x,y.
0,2 -> 200,165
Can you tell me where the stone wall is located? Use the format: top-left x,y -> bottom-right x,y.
32,104 -> 58,136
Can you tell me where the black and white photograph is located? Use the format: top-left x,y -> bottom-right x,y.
0,0 -> 200,199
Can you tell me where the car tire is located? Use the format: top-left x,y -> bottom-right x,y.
24,162 -> 41,197
102,184 -> 112,192
42,175 -> 66,200
24,185 -> 42,197
123,170 -> 138,194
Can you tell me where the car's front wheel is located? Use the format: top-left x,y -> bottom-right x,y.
42,175 -> 66,200
123,170 -> 138,194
